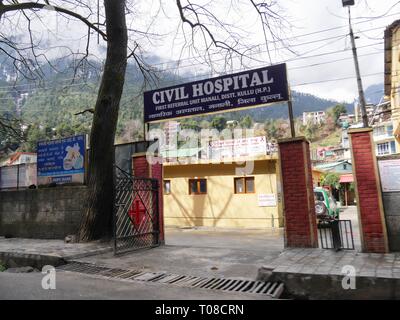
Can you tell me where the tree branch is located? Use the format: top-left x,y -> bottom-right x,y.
0,1 -> 107,41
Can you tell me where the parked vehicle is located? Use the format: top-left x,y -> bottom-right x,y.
314,187 -> 339,219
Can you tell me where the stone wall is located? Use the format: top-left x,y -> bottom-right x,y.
0,186 -> 87,239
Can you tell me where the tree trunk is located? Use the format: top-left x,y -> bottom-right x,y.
78,0 -> 127,241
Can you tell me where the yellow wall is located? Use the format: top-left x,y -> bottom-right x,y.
312,170 -> 322,187
391,26 -> 400,150
163,159 -> 282,229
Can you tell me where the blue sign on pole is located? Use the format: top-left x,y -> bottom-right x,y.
143,63 -> 289,123
37,134 -> 86,185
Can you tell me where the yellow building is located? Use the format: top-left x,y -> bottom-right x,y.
163,154 -> 283,229
384,20 -> 400,150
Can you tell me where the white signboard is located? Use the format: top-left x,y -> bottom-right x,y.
378,159 -> 400,192
209,136 -> 275,159
258,194 -> 277,207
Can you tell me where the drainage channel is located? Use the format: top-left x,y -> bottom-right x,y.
57,261 -> 284,299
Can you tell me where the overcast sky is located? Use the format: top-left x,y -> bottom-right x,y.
2,0 -> 400,103
143,0 -> 399,103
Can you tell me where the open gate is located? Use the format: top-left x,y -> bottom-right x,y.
113,166 -> 160,255
317,219 -> 355,250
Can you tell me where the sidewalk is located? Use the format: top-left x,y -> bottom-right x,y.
259,248 -> 400,299
0,237 -> 112,268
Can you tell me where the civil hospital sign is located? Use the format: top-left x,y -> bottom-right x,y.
144,63 -> 289,123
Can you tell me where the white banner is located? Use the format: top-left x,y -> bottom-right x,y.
378,159 -> 400,192
209,136 -> 274,159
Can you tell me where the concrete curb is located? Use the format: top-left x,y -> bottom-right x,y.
258,266 -> 400,299
0,246 -> 113,270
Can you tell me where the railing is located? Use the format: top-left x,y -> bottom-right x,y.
0,163 -> 37,191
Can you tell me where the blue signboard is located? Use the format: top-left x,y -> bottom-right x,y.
37,135 -> 86,185
143,63 -> 289,123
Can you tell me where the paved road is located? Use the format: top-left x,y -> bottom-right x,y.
0,270 -> 272,300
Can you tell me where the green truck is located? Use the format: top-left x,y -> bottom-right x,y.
314,187 -> 340,219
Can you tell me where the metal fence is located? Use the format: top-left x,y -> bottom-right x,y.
317,219 -> 355,250
0,163 -> 37,190
113,166 -> 160,255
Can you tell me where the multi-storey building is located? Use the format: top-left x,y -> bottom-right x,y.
384,19 -> 400,152
302,111 -> 326,126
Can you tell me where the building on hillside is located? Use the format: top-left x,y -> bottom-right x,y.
354,103 -> 375,123
372,121 -> 398,156
311,145 -> 351,162
384,19 -> 400,152
338,113 -> 356,125
302,111 -> 326,125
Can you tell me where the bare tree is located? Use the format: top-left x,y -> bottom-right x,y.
0,0 -> 289,241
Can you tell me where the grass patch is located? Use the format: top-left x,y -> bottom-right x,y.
311,128 -> 341,149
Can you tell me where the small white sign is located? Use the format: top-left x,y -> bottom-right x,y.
378,159 -> 400,192
258,194 -> 277,207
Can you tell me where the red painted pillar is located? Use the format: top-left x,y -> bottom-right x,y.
348,128 -> 389,253
278,137 -> 318,248
132,154 -> 165,244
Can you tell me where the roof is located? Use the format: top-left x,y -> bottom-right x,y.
6,152 -> 36,165
339,174 -> 354,183
314,160 -> 352,171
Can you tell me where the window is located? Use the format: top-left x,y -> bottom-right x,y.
374,126 -> 385,136
163,180 -> 171,195
234,177 -> 255,194
315,191 -> 324,202
189,179 -> 207,195
387,125 -> 393,136
377,142 -> 390,155
391,141 -> 396,154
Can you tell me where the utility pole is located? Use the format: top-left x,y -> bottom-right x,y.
344,1 -> 369,127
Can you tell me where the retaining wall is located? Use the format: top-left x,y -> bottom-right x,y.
0,186 -> 87,239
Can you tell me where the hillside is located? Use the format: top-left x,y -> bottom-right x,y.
310,127 -> 342,151
0,53 -> 379,151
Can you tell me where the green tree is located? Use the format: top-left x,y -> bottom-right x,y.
0,0 -> 288,241
211,116 -> 227,131
264,119 -> 278,139
330,104 -> 347,125
180,118 -> 200,131
240,115 -> 253,129
320,173 -> 340,189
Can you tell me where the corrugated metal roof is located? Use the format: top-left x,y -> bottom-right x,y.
314,160 -> 351,170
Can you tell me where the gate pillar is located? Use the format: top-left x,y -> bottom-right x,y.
132,153 -> 164,244
348,128 -> 389,253
278,137 -> 318,248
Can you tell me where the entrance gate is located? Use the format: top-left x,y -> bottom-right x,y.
317,219 -> 355,250
113,166 -> 160,255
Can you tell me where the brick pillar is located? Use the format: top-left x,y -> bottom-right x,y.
278,137 -> 318,248
348,128 -> 389,253
132,153 -> 165,244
